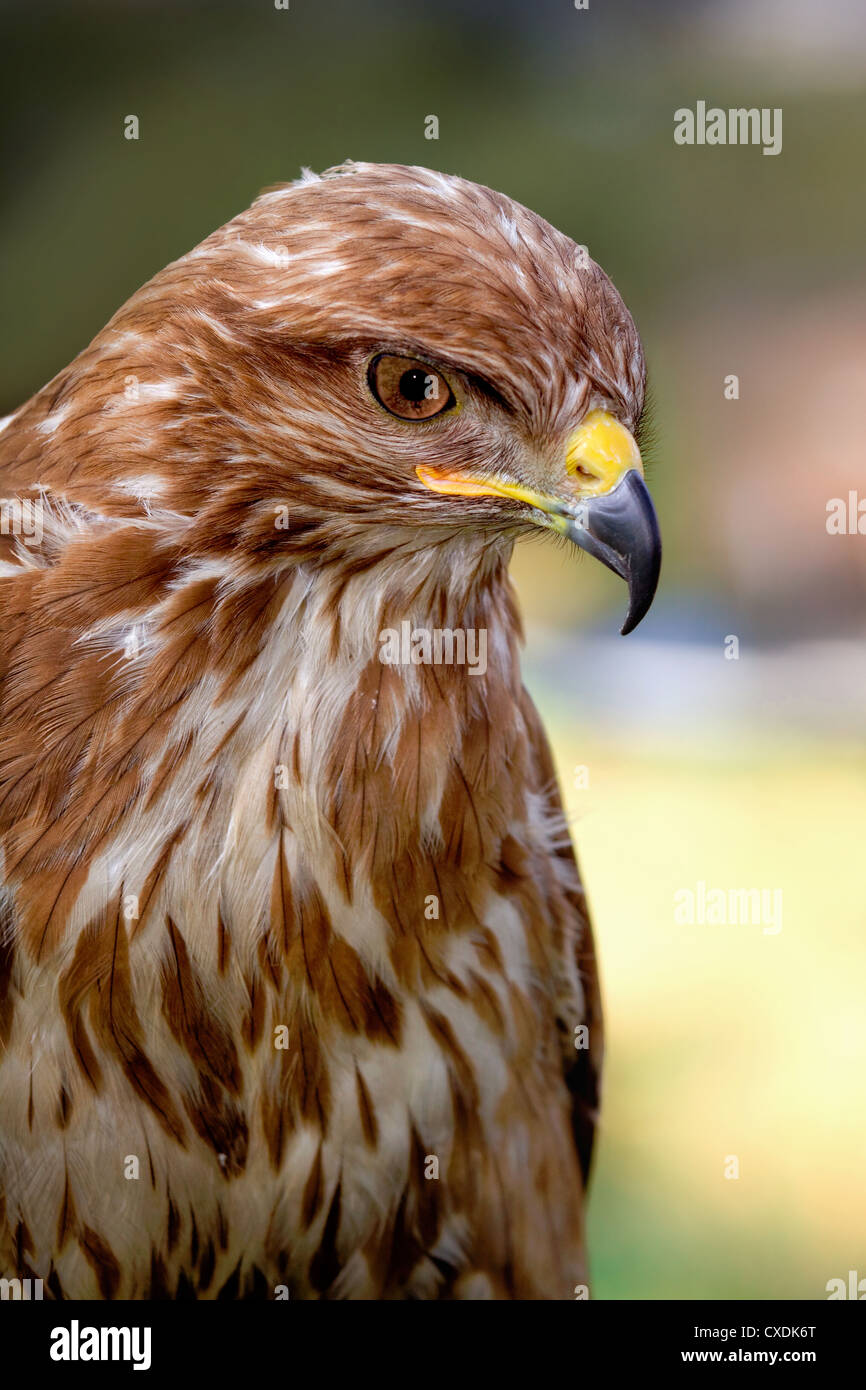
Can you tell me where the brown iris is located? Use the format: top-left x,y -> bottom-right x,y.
368,354 -> 455,420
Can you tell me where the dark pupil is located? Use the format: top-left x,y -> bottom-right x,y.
399,369 -> 430,403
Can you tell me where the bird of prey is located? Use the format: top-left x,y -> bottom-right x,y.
0,162 -> 659,1300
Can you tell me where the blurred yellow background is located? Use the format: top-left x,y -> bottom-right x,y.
548,723 -> 866,1298
2,0 -> 864,1298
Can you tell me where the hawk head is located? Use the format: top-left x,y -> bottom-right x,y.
6,160 -> 659,634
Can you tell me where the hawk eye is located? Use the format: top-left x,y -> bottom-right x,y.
368,354 -> 455,420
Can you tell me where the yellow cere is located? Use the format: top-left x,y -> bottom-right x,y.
565,409 -> 643,495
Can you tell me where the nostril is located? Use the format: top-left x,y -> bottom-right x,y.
573,463 -> 600,482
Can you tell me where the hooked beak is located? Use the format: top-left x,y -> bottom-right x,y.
416,408 -> 661,635
562,467 -> 661,636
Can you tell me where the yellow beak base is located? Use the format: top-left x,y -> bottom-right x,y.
415,410 -> 642,509
564,409 -> 643,495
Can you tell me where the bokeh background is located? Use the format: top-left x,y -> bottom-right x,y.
2,0 -> 864,1299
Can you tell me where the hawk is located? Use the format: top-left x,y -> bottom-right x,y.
0,162 -> 660,1300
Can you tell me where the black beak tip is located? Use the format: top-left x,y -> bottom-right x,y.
620,602 -> 649,637
620,556 -> 661,636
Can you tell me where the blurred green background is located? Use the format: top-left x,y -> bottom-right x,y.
2,0 -> 864,1299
